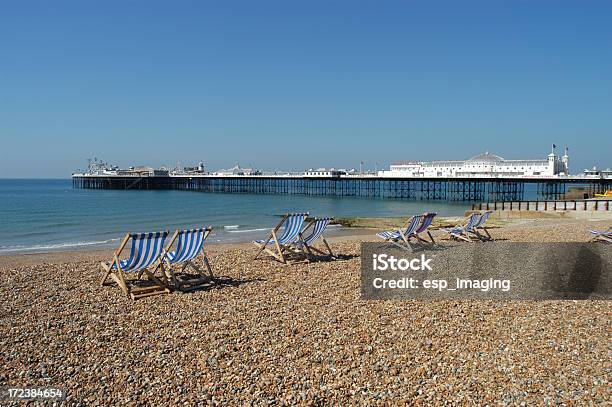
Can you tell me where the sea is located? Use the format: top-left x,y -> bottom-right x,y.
0,179 -> 471,254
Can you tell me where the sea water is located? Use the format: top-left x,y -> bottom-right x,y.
0,179 -> 470,254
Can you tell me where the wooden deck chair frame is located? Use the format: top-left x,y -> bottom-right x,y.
447,213 -> 480,242
100,232 -> 171,300
393,215 -> 423,249
161,227 -> 215,292
253,213 -> 308,264
449,229 -> 473,242
470,211 -> 493,241
375,215 -> 423,252
296,218 -> 335,260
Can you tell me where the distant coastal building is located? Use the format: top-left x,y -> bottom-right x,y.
215,163 -> 261,176
379,146 -> 570,178
304,168 -> 361,177
182,162 -> 206,174
583,167 -> 612,178
117,166 -> 169,177
304,168 -> 342,177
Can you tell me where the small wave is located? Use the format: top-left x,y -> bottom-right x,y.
0,238 -> 120,254
224,225 -> 240,230
225,227 -> 269,234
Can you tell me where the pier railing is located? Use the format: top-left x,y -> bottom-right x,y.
472,200 -> 612,211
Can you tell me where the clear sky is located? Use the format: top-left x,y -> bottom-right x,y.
1,0 -> 611,177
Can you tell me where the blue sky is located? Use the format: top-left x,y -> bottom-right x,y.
1,0 -> 611,177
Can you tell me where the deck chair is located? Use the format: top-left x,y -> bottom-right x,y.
414,212 -> 437,243
253,213 -> 309,263
377,214 -> 423,247
100,231 -> 171,300
443,213 -> 480,242
472,210 -> 493,240
162,227 -> 214,292
588,228 -> 612,243
294,217 -> 335,259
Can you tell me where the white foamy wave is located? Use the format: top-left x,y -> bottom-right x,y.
225,227 -> 269,234
224,225 -> 240,230
0,238 -> 120,254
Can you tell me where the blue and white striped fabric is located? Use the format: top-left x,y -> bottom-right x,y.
474,211 -> 492,228
589,229 -> 612,237
415,212 -> 437,234
114,231 -> 169,272
377,215 -> 423,240
302,218 -> 332,245
167,228 -> 209,264
444,213 -> 479,234
256,213 -> 308,245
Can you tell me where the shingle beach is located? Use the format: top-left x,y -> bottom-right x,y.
1,218 -> 610,405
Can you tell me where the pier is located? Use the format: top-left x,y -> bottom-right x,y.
72,174 -> 611,202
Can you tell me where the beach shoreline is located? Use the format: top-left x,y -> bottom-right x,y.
0,216 -> 609,267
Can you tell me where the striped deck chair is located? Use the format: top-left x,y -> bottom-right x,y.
162,227 -> 214,292
377,214 -> 423,247
294,217 -> 335,259
472,210 -> 493,240
442,213 -> 480,242
414,212 -> 437,243
100,231 -> 171,300
588,228 -> 612,243
253,213 -> 308,263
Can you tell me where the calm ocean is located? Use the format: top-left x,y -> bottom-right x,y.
0,179 -> 470,254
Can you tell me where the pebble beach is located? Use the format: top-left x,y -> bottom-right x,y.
1,218 -> 610,405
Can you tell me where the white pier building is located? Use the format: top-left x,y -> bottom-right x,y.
379,146 -> 569,178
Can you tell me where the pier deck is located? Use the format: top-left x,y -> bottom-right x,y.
72,174 -> 611,202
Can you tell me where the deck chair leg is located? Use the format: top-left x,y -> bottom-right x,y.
185,257 -> 214,279
166,265 -> 181,290
253,242 -> 266,260
427,231 -> 435,243
307,246 -> 327,256
400,233 -> 413,250
302,243 -> 315,261
150,260 -> 171,285
254,233 -> 273,260
101,253 -> 122,286
483,228 -> 492,241
202,254 -> 214,277
101,234 -> 130,287
389,234 -> 411,251
272,230 -> 286,263
109,266 -> 130,297
321,237 -> 334,258
455,233 -> 472,242
262,247 -> 283,262
471,231 -> 488,242
296,232 -> 312,261
100,262 -> 113,286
